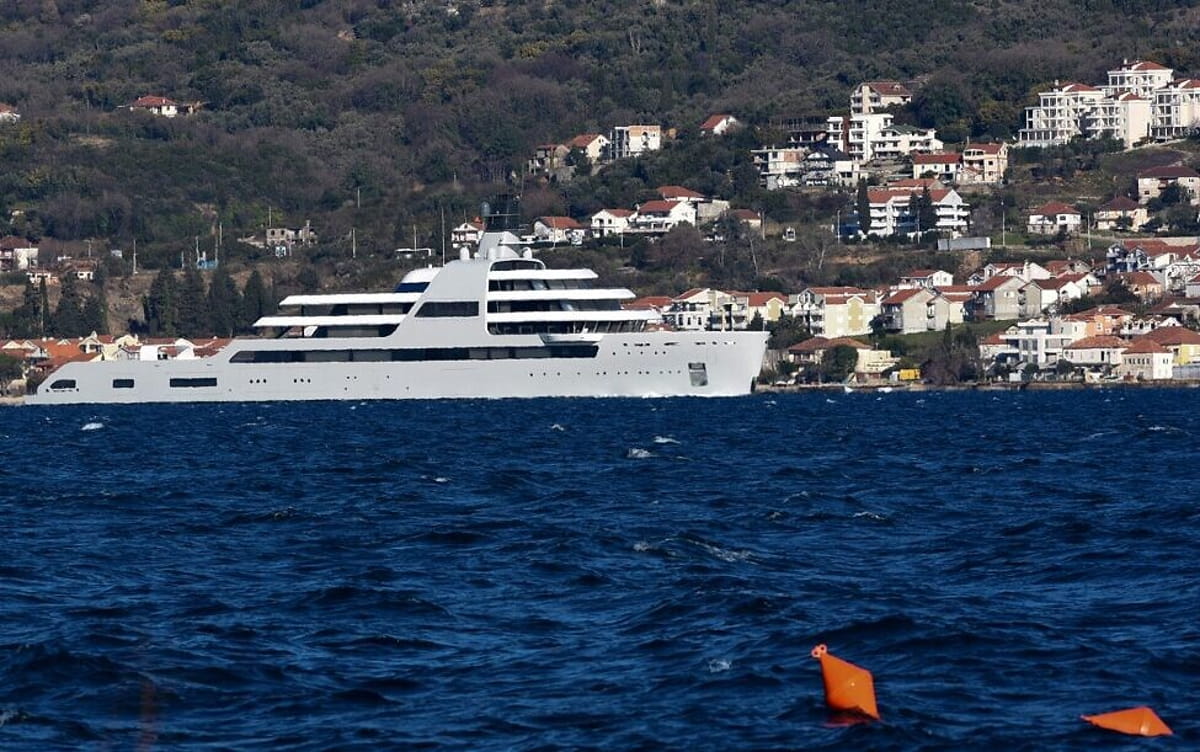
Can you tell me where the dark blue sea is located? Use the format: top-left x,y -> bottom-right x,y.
1,389 -> 1197,750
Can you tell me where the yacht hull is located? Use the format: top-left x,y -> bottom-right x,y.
28,332 -> 768,405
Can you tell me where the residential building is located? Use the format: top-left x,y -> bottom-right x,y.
0,103 -> 20,123
879,287 -> 935,334
972,260 -> 1052,284
532,216 -> 586,245
912,153 -> 962,183
850,81 -> 913,115
1136,165 -> 1200,204
1151,78 -> 1200,140
898,269 -> 954,289
628,200 -> 696,234
968,276 -> 1023,321
128,95 -> 200,117
1106,237 -> 1200,292
450,220 -> 484,250
1111,270 -> 1165,301
1063,335 -> 1128,371
1139,324 -> 1200,365
658,185 -> 705,204
1018,82 -> 1108,147
1027,202 -> 1082,235
960,143 -> 1009,185
566,133 -> 609,163
714,292 -> 787,330
799,145 -> 859,187
699,114 -> 740,136
1079,92 -> 1153,149
1094,196 -> 1148,231
527,143 -> 569,175
1103,60 -> 1175,98
1019,276 -> 1091,318
787,336 -> 898,381
610,125 -> 662,160
1009,317 -> 1078,366
0,236 -> 38,271
590,209 -> 634,237
1118,337 -> 1174,379
751,146 -> 806,190
828,113 -> 941,163
665,288 -> 731,330
789,287 -> 880,338
862,187 -> 970,237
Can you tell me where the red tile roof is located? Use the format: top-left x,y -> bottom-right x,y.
1032,201 -> 1080,216
1138,165 -> 1200,179
658,185 -> 705,200
1140,326 -> 1200,345
1065,335 -> 1127,350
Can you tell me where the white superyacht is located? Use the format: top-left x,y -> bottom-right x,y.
30,221 -> 768,405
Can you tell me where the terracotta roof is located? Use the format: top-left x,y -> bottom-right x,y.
699,114 -> 734,131
1115,270 -> 1162,286
1059,83 -> 1101,93
1101,196 -> 1140,211
131,95 -> 177,108
1137,165 -> 1200,179
788,336 -> 830,353
658,185 -> 705,200
882,288 -> 928,305
732,291 -> 786,307
1140,326 -> 1200,345
0,104 -> 16,114
637,200 -> 679,214
975,276 -> 1022,291
1065,335 -> 1128,350
627,296 -> 673,310
889,178 -> 943,189
594,208 -> 634,218
1123,337 -> 1171,354
1123,60 -> 1170,71
728,209 -> 760,221
863,81 -> 911,97
567,133 -> 604,148
537,216 -> 584,229
912,153 -> 960,165
963,143 -> 1005,154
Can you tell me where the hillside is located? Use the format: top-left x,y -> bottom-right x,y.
2,0 -> 1200,334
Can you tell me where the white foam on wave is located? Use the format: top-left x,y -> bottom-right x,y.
80,421 -> 104,432
707,658 -> 732,673
0,708 -> 16,728
633,540 -> 653,552
854,511 -> 887,522
625,447 -> 654,459
653,435 -> 679,445
550,423 -> 565,431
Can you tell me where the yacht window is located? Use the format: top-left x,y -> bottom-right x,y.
112,379 -> 135,389
415,301 -> 479,317
170,377 -> 218,388
49,379 -> 77,390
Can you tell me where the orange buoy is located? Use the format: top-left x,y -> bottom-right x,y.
1081,706 -> 1172,737
811,643 -> 879,720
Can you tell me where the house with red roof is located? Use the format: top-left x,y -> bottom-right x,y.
0,236 -> 38,271
1136,164 -> 1200,205
911,153 -> 961,183
589,208 -> 634,238
1027,202 -> 1082,235
1063,335 -> 1128,372
532,216 -> 586,245
0,103 -> 20,123
664,288 -> 731,331
129,95 -> 201,118
879,287 -> 935,334
1094,196 -> 1148,231
1151,78 -> 1200,140
699,114 -> 740,136
450,220 -> 484,250
862,186 -> 970,237
967,276 -> 1024,321
960,143 -> 1009,185
898,269 -> 953,289
789,286 -> 880,338
1118,337 -> 1174,379
565,133 -> 609,163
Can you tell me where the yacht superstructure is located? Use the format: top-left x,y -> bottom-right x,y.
29,229 -> 767,405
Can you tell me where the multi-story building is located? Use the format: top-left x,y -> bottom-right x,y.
850,81 -> 913,115
609,125 -> 662,160
960,143 -> 1009,184
1151,78 -> 1200,140
862,187 -> 970,237
1018,83 -> 1108,146
830,113 -> 941,162
1102,59 -> 1175,98
751,146 -> 806,189
788,287 -> 880,338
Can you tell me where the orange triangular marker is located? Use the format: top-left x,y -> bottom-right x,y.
1081,706 -> 1172,737
811,644 -> 879,720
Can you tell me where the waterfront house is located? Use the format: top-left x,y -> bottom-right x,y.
1063,335 -> 1128,372
1118,337 -> 1174,379
1138,323 -> 1200,365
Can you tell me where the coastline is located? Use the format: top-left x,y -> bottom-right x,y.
758,379 -> 1200,394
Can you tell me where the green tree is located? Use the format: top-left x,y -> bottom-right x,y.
207,266 -> 242,337
51,273 -> 86,336
145,269 -> 178,337
239,269 -> 273,332
82,295 -> 108,335
855,178 -> 871,237
821,344 -> 859,383
11,279 -> 42,338
177,267 -> 209,338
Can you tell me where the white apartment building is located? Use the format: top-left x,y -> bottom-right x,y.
610,125 -> 662,160
1019,60 -> 1185,148
789,287 -> 880,338
862,187 -> 970,237
1152,78 -> 1200,140
828,113 -> 941,163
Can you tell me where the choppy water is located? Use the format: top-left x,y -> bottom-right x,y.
1,390 -> 1196,750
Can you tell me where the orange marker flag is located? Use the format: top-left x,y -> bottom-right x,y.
1081,706 -> 1172,737
811,643 -> 880,720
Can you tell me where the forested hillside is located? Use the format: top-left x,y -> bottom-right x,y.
2,0 -> 1200,272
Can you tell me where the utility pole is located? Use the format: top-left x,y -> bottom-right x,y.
351,228 -> 356,259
